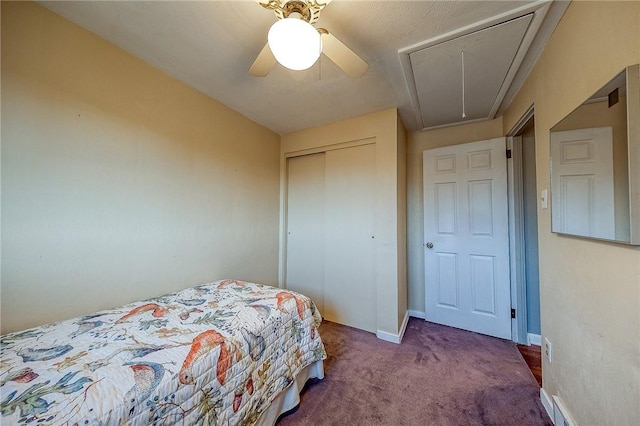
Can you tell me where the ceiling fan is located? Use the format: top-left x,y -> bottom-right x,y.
249,0 -> 369,78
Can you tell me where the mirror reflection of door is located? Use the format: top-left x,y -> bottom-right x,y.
550,127 -> 616,240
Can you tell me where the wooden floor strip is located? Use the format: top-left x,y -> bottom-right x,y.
517,344 -> 542,387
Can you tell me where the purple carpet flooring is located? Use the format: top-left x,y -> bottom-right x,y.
278,318 -> 551,426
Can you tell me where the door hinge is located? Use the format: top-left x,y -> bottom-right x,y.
511,308 -> 516,319
506,149 -> 512,159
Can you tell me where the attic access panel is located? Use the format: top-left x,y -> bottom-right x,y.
410,14 -> 533,129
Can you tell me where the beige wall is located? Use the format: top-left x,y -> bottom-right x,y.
502,1 -> 640,424
406,118 -> 504,313
1,2 -> 281,333
280,108 -> 406,337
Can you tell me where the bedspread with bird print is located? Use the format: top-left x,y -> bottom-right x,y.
0,280 -> 326,425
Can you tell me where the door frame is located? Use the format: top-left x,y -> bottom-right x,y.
507,105 -> 535,344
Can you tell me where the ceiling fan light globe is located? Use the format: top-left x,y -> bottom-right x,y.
268,17 -> 321,71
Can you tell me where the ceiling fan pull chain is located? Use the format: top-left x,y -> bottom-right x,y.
461,50 -> 466,119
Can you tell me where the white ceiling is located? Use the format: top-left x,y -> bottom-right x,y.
38,0 -> 569,135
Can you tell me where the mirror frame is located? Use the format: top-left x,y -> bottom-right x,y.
629,64 -> 640,245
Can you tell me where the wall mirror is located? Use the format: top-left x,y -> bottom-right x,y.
550,64 -> 640,245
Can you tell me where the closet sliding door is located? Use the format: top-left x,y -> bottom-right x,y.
285,143 -> 376,333
323,144 -> 376,332
286,153 -> 326,313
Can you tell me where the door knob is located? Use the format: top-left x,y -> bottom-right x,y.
426,242 -> 434,249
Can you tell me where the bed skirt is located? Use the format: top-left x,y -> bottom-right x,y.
255,360 -> 324,425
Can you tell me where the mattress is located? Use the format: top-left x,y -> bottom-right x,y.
0,279 -> 326,425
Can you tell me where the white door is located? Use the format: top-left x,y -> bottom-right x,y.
286,153 -> 326,313
550,127 -> 615,240
324,143 -> 376,333
423,138 -> 511,339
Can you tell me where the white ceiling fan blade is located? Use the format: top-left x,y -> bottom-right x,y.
321,31 -> 369,78
249,43 -> 277,77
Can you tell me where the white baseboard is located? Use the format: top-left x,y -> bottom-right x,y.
552,395 -> 577,426
528,333 -> 541,346
398,310 -> 409,341
540,388 -> 554,422
376,329 -> 400,344
408,310 -> 426,319
376,311 -> 410,344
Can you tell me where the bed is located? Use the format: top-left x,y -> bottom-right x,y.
0,279 -> 326,425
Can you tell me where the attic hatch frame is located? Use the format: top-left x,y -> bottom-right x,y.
398,0 -> 551,131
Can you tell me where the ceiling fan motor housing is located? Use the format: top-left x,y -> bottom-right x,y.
260,0 -> 330,24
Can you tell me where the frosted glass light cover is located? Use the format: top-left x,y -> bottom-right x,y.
268,18 -> 321,71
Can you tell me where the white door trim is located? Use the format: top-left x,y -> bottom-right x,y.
507,135 -> 528,344
507,105 -> 534,344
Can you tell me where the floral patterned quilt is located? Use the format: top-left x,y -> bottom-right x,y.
0,279 -> 326,425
